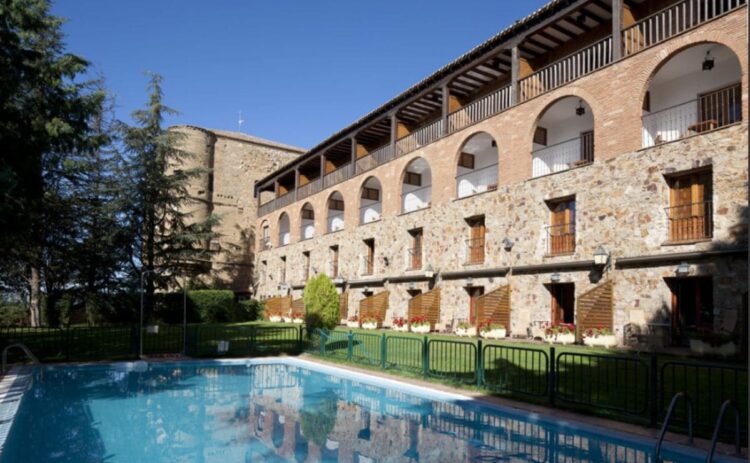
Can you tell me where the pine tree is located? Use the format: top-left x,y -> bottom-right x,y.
0,0 -> 106,325
122,73 -> 217,313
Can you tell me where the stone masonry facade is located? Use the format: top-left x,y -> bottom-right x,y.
172,125 -> 303,294
255,6 -> 748,345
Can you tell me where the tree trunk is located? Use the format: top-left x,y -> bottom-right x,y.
29,266 -> 41,327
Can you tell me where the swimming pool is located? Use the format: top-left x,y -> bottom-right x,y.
0,358 -> 737,462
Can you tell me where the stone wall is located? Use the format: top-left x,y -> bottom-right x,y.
172,126 -> 303,293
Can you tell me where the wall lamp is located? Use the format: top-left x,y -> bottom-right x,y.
676,262 -> 691,277
550,272 -> 562,283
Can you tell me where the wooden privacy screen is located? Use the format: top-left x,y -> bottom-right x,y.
358,291 -> 389,327
475,285 -> 511,333
264,296 -> 292,317
291,298 -> 305,316
407,289 -> 441,330
339,292 -> 349,320
575,280 -> 614,342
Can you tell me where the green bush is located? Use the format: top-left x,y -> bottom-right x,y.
187,290 -> 238,323
303,274 -> 339,331
153,290 -> 253,324
237,298 -> 262,322
0,301 -> 29,327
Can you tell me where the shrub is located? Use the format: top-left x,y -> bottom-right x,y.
188,290 -> 238,323
303,274 -> 339,331
237,298 -> 263,322
0,301 -> 28,327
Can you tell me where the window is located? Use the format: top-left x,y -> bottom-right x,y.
668,277 -> 713,346
303,251 -> 310,281
667,170 -> 712,242
280,256 -> 286,283
261,224 -> 270,249
361,187 -> 379,201
533,126 -> 548,145
363,239 -> 375,275
330,245 -> 339,278
329,198 -> 345,211
404,172 -> 422,186
548,198 -> 575,255
550,283 -> 575,325
466,216 -> 485,264
260,260 -> 267,282
458,152 -> 475,169
301,208 -> 314,220
408,228 -> 423,270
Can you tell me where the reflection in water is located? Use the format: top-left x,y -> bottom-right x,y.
0,362 -> 694,462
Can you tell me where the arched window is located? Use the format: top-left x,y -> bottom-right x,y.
260,221 -> 271,250
532,96 -> 594,178
456,132 -> 499,199
359,177 -> 382,224
327,192 -> 345,233
278,213 -> 290,246
642,43 -> 741,148
300,203 -> 315,240
401,158 -> 432,213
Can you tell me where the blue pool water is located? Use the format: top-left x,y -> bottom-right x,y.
0,359 -> 732,462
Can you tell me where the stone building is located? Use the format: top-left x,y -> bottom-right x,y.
171,125 -> 304,295
254,0 -> 748,347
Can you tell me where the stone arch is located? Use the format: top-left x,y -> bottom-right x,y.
454,131 -> 499,199
277,212 -> 290,246
358,175 -> 383,224
400,157 -> 432,213
530,95 -> 596,178
326,191 -> 345,233
299,202 -> 315,240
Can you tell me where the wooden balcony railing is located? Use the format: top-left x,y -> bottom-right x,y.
465,237 -> 485,265
642,84 -> 742,147
396,119 -> 444,156
623,0 -> 746,56
355,144 -> 394,175
547,223 -> 576,256
666,201 -> 713,242
362,256 -> 374,276
297,177 -> 323,201
448,85 -> 513,133
519,36 -> 612,101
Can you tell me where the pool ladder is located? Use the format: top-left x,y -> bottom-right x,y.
1,342 -> 39,374
654,392 -> 693,462
655,393 -> 743,463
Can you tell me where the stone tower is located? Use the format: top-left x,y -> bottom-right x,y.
171,125 -> 303,295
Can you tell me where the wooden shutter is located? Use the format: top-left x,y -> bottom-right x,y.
408,289 -> 441,330
458,153 -> 475,169
468,287 -> 485,324
404,172 -> 422,186
534,127 -> 548,145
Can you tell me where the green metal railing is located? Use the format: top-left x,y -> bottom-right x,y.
310,329 -> 747,443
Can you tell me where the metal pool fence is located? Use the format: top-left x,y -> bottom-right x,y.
0,324 -> 305,361
311,329 -> 747,441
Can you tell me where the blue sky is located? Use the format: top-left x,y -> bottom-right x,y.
53,1 -> 547,149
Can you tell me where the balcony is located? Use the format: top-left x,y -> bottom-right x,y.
623,0 -> 746,56
547,223 -> 576,256
532,133 -> 594,178
520,37 -> 613,101
642,84 -> 741,148
465,237 -> 485,265
256,0 -> 747,218
665,201 -> 713,243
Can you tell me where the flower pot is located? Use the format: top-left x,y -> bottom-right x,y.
392,325 -> 409,332
411,324 -> 430,334
481,328 -> 506,340
583,335 -> 616,348
282,316 -> 292,323
546,333 -> 575,345
269,315 -> 282,323
346,321 -> 360,328
455,327 -> 473,337
690,339 -> 737,357
362,322 -> 378,330
292,318 -> 304,324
